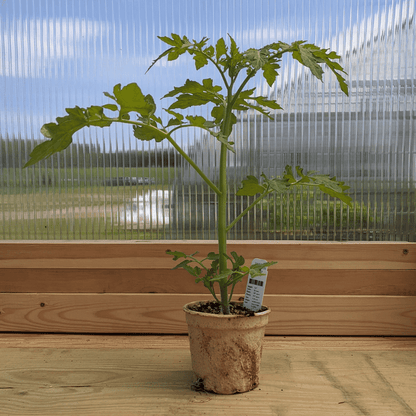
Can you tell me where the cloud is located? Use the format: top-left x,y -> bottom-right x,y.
0,17 -> 110,78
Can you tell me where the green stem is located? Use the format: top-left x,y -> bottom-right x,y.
165,135 -> 222,196
115,119 -> 222,196
226,190 -> 272,232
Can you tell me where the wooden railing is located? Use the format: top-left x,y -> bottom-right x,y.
1,241 -> 415,336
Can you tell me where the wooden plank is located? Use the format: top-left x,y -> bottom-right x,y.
1,268 -> 415,295
0,346 -> 415,415
1,334 -> 416,350
1,240 -> 415,263
1,242 -> 415,296
1,293 -> 415,336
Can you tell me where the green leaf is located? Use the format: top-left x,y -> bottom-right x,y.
249,261 -> 277,278
215,38 -> 227,61
211,105 -> 224,124
293,45 -> 324,81
185,115 -> 216,129
283,165 -> 297,183
171,259 -> 193,270
166,250 -> 187,261
163,79 -> 222,99
207,269 -> 234,282
252,96 -> 283,110
112,83 -> 156,118
158,35 -> 180,47
169,94 -> 212,110
280,165 -> 352,206
229,35 -> 241,60
163,108 -> 184,121
24,106 -> 113,167
164,79 -> 223,110
102,104 -> 118,111
206,252 -> 219,261
193,53 -> 208,70
262,62 -> 280,87
239,102 -> 274,119
244,48 -> 268,70
230,251 -> 245,268
261,173 -> 290,193
236,175 -> 266,196
204,45 -> 215,57
133,124 -> 168,142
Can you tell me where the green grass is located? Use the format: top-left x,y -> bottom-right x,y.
0,166 -> 177,191
1,215 -> 170,240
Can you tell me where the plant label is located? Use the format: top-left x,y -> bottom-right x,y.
243,258 -> 268,312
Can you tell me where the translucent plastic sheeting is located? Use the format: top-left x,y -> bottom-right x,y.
0,0 -> 414,240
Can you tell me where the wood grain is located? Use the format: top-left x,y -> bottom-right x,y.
1,241 -> 415,296
1,293 -> 415,335
1,268 -> 415,295
1,334 -> 416,350
1,240 -> 415,262
0,345 -> 414,415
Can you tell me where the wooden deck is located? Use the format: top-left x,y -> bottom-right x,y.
1,335 -> 415,416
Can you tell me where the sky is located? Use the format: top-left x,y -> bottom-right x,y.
0,0 -> 411,154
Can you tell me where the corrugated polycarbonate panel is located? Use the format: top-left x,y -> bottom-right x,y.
0,0 -> 415,241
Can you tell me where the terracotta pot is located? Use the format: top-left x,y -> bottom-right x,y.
183,300 -> 271,394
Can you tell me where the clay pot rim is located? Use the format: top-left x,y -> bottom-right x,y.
183,300 -> 271,318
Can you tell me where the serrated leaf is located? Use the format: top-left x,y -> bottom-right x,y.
215,37 -> 227,60
167,118 -> 182,127
229,35 -> 240,59
204,45 -> 214,57
166,250 -> 187,261
317,184 -> 353,206
186,115 -> 208,127
236,175 -> 266,196
133,124 -> 168,142
171,259 -> 193,270
169,94 -> 212,110
164,79 -> 222,110
158,35 -> 180,47
211,105 -> 224,124
163,108 -> 184,121
249,261 -> 277,278
25,106 -> 113,167
261,173 -> 290,193
283,165 -> 297,183
206,252 -> 219,260
230,251 -> 245,267
164,79 -> 222,99
193,53 -> 208,70
240,102 -> 274,119
293,47 -> 324,81
244,48 -> 268,70
262,62 -> 280,87
252,96 -> 283,110
112,83 -> 156,119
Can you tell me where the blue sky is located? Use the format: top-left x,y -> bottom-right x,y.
0,0 -> 404,152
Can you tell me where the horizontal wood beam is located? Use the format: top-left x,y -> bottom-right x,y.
1,293 -> 415,336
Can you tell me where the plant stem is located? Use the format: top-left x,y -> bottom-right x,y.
226,190 -> 272,232
114,119 -> 221,196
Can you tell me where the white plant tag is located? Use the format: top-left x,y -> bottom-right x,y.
243,258 -> 269,312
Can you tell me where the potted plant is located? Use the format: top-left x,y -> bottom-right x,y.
24,34 -> 351,394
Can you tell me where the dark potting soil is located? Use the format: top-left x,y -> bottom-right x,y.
187,301 -> 267,316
